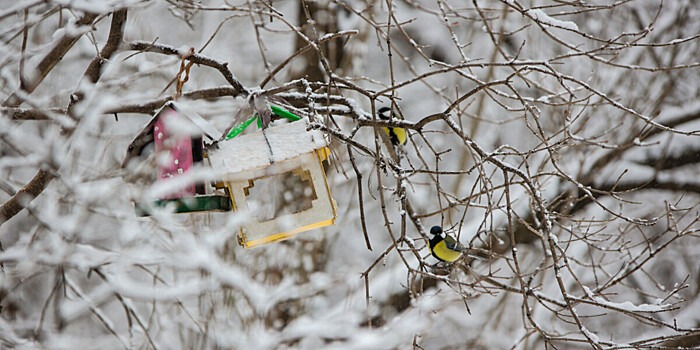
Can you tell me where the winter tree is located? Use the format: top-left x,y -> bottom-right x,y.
1,0 -> 699,348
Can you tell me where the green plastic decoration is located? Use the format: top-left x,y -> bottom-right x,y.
270,104 -> 301,122
225,104 -> 301,140
135,195 -> 232,216
226,115 -> 257,140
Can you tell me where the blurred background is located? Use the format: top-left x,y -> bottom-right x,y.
1,0 -> 699,348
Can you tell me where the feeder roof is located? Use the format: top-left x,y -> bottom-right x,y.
124,101 -> 221,165
208,119 -> 327,174
159,101 -> 222,141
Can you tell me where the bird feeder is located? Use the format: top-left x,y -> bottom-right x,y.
124,101 -> 231,215
208,117 -> 336,248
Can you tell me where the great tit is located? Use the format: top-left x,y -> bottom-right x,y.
378,107 -> 407,147
429,225 -> 466,263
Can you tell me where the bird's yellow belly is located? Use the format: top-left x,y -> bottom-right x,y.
393,127 -> 407,145
382,127 -> 391,138
433,241 -> 462,262
382,127 -> 407,145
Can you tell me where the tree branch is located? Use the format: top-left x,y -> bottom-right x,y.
3,11 -> 99,107
0,10 -> 126,227
0,169 -> 54,224
126,41 -> 249,97
3,87 -> 240,120
83,9 -> 127,83
635,147 -> 700,170
1,107 -> 67,121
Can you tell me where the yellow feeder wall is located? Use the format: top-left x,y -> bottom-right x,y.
208,119 -> 337,248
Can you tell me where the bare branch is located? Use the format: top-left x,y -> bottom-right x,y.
3,11 -> 99,107
126,41 -> 249,97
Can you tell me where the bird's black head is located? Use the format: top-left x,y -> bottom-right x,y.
430,226 -> 443,235
378,107 -> 392,120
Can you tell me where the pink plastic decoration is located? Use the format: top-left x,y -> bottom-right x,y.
154,107 -> 195,198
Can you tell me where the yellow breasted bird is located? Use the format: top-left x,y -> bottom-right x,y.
429,226 -> 466,263
378,107 -> 407,147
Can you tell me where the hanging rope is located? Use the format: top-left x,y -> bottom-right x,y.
174,47 -> 195,99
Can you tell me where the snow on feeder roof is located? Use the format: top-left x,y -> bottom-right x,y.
208,118 -> 337,248
211,118 -> 328,175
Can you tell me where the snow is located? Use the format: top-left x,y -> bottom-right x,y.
208,119 -> 327,174
166,101 -> 222,140
583,286 -> 671,312
525,9 -> 579,31
1,1 -> 699,349
592,298 -> 671,313
52,0 -> 143,14
320,30 -> 359,41
581,326 -> 600,344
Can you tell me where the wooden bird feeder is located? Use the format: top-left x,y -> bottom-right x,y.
208,118 -> 337,248
124,101 -> 231,215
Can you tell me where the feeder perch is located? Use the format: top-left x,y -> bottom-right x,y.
124,101 -> 231,215
208,118 -> 336,248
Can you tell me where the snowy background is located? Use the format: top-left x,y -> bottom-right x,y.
1,0 -> 699,349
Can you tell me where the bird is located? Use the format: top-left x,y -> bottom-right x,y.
378,107 -> 407,147
428,225 -> 466,263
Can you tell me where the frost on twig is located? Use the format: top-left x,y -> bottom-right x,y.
1,1 -> 699,349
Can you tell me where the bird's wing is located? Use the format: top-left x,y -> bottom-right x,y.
444,235 -> 465,251
388,129 -> 400,146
